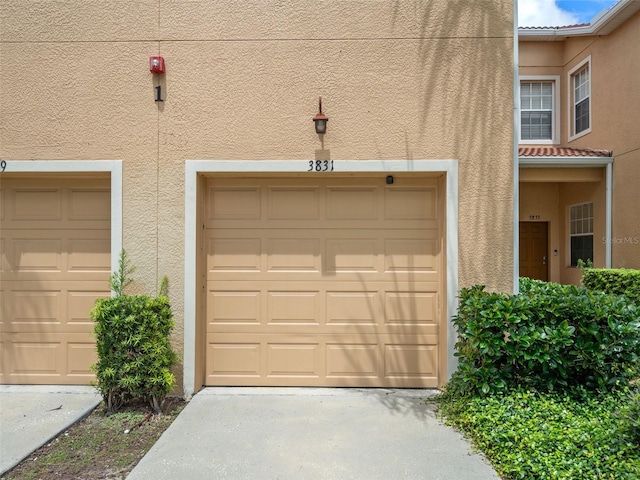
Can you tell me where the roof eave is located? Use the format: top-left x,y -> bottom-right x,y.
519,0 -> 640,41
519,156 -> 614,167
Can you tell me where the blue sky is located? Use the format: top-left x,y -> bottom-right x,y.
518,0 -> 620,27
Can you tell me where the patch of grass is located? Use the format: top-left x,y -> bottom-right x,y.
437,388 -> 640,479
2,398 -> 185,480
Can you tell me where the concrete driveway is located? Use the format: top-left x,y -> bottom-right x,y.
127,388 -> 500,480
0,385 -> 101,475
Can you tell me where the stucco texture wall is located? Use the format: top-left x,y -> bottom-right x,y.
577,11 -> 640,269
1,0 -> 515,388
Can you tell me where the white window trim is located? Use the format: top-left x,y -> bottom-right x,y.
569,201 -> 594,267
0,160 -> 123,279
568,56 -> 592,142
183,159 -> 459,398
519,75 -> 561,145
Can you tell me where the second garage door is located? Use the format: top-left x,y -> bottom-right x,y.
1,176 -> 111,385
204,175 -> 444,387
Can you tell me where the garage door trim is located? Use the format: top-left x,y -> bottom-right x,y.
184,160 -> 458,397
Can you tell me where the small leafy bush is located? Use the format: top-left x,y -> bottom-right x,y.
448,278 -> 640,396
438,388 -> 640,479
617,385 -> 640,444
91,251 -> 179,414
581,267 -> 640,306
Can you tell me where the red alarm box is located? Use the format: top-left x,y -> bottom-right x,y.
149,56 -> 165,74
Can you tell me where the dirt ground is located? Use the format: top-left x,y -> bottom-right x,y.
2,398 -> 186,480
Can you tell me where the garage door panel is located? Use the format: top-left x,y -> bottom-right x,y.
67,188 -> 110,221
385,237 -> 438,272
0,288 -> 4,324
268,187 -> 320,220
210,229 -> 439,279
267,343 -> 321,378
66,343 -> 98,376
206,342 -> 261,379
326,343 -> 380,378
1,177 -> 110,385
385,292 -> 438,325
9,238 -> 63,273
0,238 -> 6,274
2,178 -> 110,230
3,283 -> 107,333
206,334 -> 439,387
67,238 -> 111,272
204,176 -> 443,387
207,282 -> 439,332
0,185 -> 5,221
267,238 -> 321,271
12,188 -> 63,221
326,291 -> 380,325
208,186 -> 262,220
67,289 -> 110,324
7,289 -> 61,326
3,333 -> 96,382
3,230 -> 110,281
326,186 -> 378,219
12,341 -> 61,376
385,187 -> 437,220
326,238 -> 378,272
385,344 -> 438,379
208,290 -> 261,324
207,323 -> 440,337
267,291 -> 320,325
208,238 -> 261,272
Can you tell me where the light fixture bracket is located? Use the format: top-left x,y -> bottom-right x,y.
312,96 -> 328,134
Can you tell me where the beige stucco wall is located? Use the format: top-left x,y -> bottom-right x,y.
1,1 -> 515,389
518,10 -> 640,271
572,11 -> 640,269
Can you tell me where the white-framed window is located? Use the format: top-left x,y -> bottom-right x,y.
570,202 -> 593,267
568,57 -> 591,140
519,76 -> 560,144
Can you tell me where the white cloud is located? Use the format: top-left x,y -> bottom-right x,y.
518,0 -> 579,27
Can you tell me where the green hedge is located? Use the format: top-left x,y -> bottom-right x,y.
90,251 -> 179,414
91,294 -> 178,413
582,268 -> 640,305
448,278 -> 640,396
438,389 -> 640,479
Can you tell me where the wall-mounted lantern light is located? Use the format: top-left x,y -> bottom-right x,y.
312,96 -> 328,134
149,56 -> 165,74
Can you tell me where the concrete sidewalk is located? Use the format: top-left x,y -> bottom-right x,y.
128,388 -> 500,480
0,385 -> 101,476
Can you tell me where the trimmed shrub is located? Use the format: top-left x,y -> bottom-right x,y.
617,385 -> 640,444
90,251 -> 179,414
448,278 -> 640,396
582,267 -> 640,306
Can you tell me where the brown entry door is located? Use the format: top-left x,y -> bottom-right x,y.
519,222 -> 548,281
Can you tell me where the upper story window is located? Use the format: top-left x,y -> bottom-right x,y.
519,76 -> 559,144
568,57 -> 591,140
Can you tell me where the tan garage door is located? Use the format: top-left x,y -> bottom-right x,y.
0,176 -> 111,384
204,175 -> 444,387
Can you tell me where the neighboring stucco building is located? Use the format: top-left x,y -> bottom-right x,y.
518,0 -> 640,285
0,1 -> 516,395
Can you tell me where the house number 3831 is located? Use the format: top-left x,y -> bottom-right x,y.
307,160 -> 334,172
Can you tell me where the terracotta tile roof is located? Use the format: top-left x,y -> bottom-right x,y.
519,147 -> 612,157
519,23 -> 590,30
